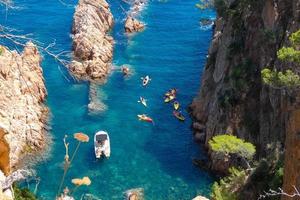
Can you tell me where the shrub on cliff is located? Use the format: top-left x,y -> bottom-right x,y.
13,184 -> 37,200
261,29 -> 300,88
261,69 -> 300,88
211,167 -> 247,200
209,135 -> 256,160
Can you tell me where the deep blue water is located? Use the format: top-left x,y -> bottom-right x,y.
1,0 -> 215,199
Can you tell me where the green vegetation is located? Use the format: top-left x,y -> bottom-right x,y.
195,0 -> 214,10
289,29 -> 300,46
195,0 -> 227,17
209,135 -> 256,160
13,184 -> 37,200
277,47 -> 300,63
211,167 -> 247,200
262,29 -> 300,88
261,69 -> 300,88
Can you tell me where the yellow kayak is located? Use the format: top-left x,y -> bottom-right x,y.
164,95 -> 175,103
173,101 -> 180,110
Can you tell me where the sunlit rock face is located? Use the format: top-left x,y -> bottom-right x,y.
70,0 -> 114,82
0,43 -> 48,169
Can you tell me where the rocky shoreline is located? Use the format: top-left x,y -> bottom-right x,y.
70,0 -> 114,82
0,42 -> 49,171
124,0 -> 147,33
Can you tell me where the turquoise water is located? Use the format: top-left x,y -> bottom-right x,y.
1,0 -> 215,199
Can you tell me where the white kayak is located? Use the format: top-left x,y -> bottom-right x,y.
138,96 -> 147,107
94,131 -> 110,158
141,75 -> 151,86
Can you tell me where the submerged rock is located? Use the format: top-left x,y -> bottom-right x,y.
199,18 -> 214,27
0,43 -> 48,170
124,188 -> 144,200
70,0 -> 114,82
125,17 -> 145,33
88,82 -> 107,114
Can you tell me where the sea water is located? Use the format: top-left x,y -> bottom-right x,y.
0,0 -> 215,199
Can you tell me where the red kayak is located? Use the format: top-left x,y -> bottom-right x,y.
137,114 -> 153,123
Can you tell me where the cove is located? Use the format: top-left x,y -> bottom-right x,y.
1,0 -> 215,199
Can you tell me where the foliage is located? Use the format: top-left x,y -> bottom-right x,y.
209,135 -> 256,160
211,167 -> 247,200
196,0 -> 227,17
261,68 -> 300,88
262,29 -> 300,88
195,0 -> 214,10
13,184 -> 37,200
289,29 -> 300,46
277,47 -> 300,63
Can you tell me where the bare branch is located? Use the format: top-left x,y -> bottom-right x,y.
258,186 -> 300,199
0,25 -> 73,82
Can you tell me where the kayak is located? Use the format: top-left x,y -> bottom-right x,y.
141,75 -> 151,86
165,88 -> 177,97
164,95 -> 175,103
137,114 -> 153,123
173,101 -> 180,110
173,111 -> 185,121
138,96 -> 147,107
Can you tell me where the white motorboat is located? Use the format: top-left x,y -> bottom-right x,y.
94,131 -> 110,158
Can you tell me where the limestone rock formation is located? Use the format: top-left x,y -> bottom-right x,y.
70,0 -> 114,81
125,17 -> 145,33
0,43 -> 48,170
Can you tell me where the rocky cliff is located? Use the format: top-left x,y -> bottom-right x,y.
0,43 -> 48,171
190,0 -> 300,197
70,0 -> 114,81
191,0 -> 299,155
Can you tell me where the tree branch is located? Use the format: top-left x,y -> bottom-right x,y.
258,186 -> 300,199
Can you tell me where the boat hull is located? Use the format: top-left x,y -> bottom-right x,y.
94,131 -> 111,158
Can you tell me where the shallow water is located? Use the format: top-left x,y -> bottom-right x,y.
1,0 -> 215,199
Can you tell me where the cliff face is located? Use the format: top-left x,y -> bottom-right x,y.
191,0 -> 300,196
0,43 -> 48,171
191,0 -> 299,156
70,0 -> 114,82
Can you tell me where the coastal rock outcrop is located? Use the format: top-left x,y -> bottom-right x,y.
70,0 -> 114,81
125,17 -> 145,33
124,0 -> 147,33
0,43 -> 48,170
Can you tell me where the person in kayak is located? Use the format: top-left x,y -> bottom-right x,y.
138,96 -> 147,107
141,75 -> 151,86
